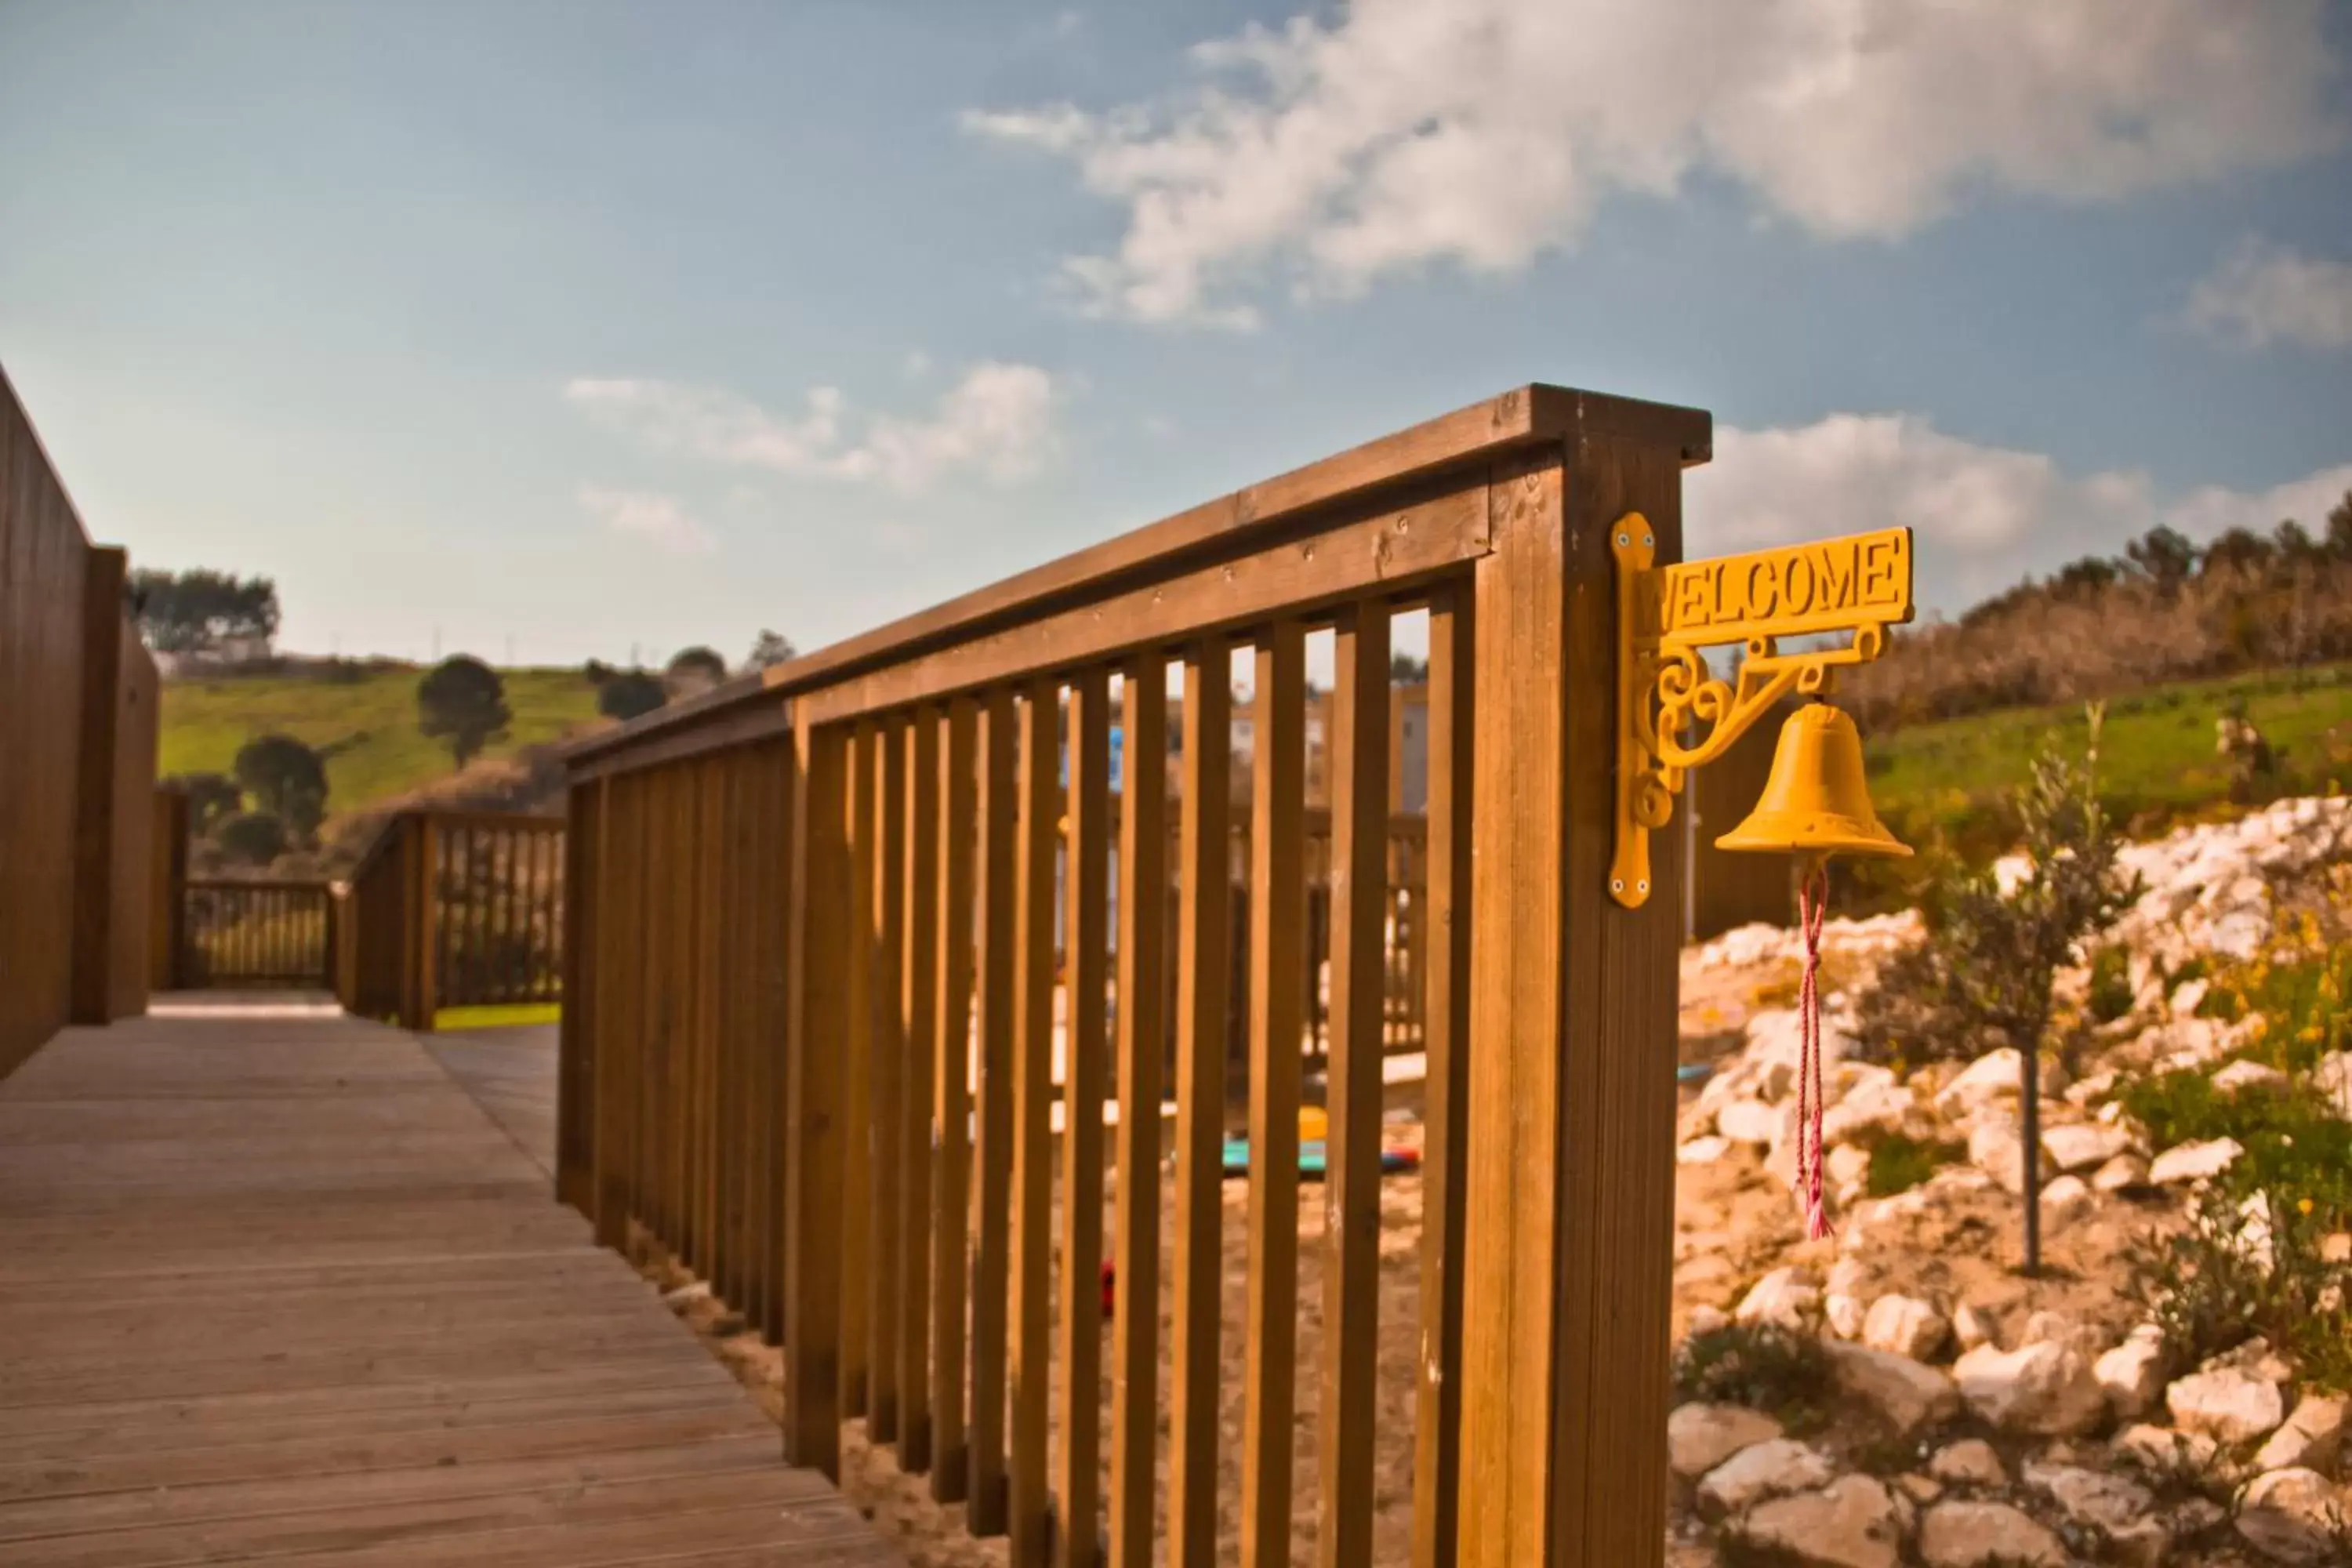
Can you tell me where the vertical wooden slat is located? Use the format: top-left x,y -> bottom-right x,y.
1056,666 -> 1111,1568
869,716 -> 908,1443
1007,677 -> 1058,1565
900,705 -> 941,1472
1412,583 -> 1472,1568
1108,653 -> 1167,1568
967,687 -> 1019,1537
1319,602 -> 1388,1568
1167,638 -> 1231,1568
1240,619 -> 1306,1568
841,720 -> 877,1419
931,696 -> 978,1503
784,716 -> 851,1478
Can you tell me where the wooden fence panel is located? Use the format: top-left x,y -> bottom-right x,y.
554,384 -> 1710,1568
2,366 -> 159,1074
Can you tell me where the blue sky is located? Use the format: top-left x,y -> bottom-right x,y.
3,0 -> 2350,667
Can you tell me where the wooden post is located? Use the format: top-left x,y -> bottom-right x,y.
69,547 -> 130,1024
1457,404 -> 1705,1568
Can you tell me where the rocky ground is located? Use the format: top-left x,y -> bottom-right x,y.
1665,795 -> 2352,1566
633,794 -> 2352,1566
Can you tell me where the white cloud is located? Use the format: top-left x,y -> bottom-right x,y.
565,362 -> 1059,493
965,0 -> 2342,327
1692,413 -> 2352,610
579,485 -> 717,556
2187,238 -> 2352,352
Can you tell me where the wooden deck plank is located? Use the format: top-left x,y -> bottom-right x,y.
0,1006 -> 902,1566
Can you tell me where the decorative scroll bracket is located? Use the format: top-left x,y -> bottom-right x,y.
1610,518 -> 1915,908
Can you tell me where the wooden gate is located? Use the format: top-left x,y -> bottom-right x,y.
180,879 -> 335,988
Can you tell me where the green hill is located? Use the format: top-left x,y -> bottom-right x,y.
160,663 -> 607,829
1867,661 -> 2352,861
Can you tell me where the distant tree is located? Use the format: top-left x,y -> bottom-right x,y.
583,658 -> 615,685
665,646 -> 728,698
128,568 -> 280,655
2049,555 -> 2122,598
2201,526 -> 2275,577
598,670 -> 667,723
2274,518 -> 2324,564
1388,652 -> 1429,684
216,811 -> 289,866
2125,525 -> 2199,590
170,771 -> 244,835
232,734 -> 328,843
2328,490 -> 2352,560
746,629 -> 798,670
415,655 -> 511,769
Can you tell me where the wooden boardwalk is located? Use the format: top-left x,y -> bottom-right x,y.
0,1001 -> 900,1567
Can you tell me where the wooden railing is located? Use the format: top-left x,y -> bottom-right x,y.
0,365 -> 160,1079
557,383 -> 1706,1568
180,879 -> 335,988
339,808 -> 566,1028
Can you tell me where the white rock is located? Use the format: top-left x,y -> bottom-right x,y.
1863,1294 -> 1950,1362
2094,1325 -> 2169,1421
1687,1304 -> 1731,1337
1667,1402 -> 1784,1480
2114,1421 -> 2218,1476
2041,1120 -> 2132,1172
1675,1135 -> 1730,1165
2038,1173 -> 2094,1230
1937,1048 -> 2023,1116
1728,1475 -> 1907,1568
2166,1366 -> 2285,1444
2063,1069 -> 2119,1108
2171,977 -> 2212,1016
2314,1051 -> 2352,1117
1695,1437 -> 1835,1520
1926,1438 -> 2006,1487
1827,1142 -> 1873,1188
2022,1461 -> 2163,1565
2092,1152 -> 2149,1192
1951,1303 -> 1998,1353
1918,1500 -> 2067,1566
1825,1292 -> 1867,1340
2256,1394 -> 2347,1475
1826,1342 -> 1962,1438
1737,1266 -> 1821,1330
2215,1058 -> 2289,1095
1967,1119 -> 2041,1196
1954,1341 -> 2107,1436
2148,1136 -> 2244,1185
1718,1098 -> 1784,1147
1821,1080 -> 1916,1147
2237,1468 -> 2350,1565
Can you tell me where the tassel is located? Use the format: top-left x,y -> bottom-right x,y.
1796,860 -> 1835,1241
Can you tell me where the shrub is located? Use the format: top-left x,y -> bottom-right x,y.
215,810 -> 289,866
1672,1323 -> 1834,1432
1864,1131 -> 1966,1198
1853,710 -> 2139,1064
2125,1172 -> 2352,1395
2120,1071 -> 2352,1225
2087,944 -> 2136,1024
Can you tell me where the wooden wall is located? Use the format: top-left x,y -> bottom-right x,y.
0,365 -> 160,1077
1686,699 -> 1795,941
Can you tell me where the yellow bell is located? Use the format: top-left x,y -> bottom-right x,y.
1715,702 -> 1911,859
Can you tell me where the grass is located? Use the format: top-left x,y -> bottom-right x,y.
1864,1131 -> 1966,1199
162,663 -> 604,829
434,1002 -> 561,1032
1865,661 -> 2352,862
1671,1323 -> 1835,1434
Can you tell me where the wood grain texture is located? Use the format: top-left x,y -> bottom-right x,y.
931,699 -> 978,1504
1318,601 -> 1388,1568
1007,679 -> 1058,1565
868,719 -> 907,1444
1166,642 -> 1231,1568
1411,584 -> 1472,1568
1240,620 -> 1306,1568
1056,666 -> 1112,1568
0,1006 -> 901,1566
899,706 -> 940,1474
967,688 -> 1019,1537
785,718 -> 852,1478
840,722 -> 877,1422
1107,655 -> 1167,1568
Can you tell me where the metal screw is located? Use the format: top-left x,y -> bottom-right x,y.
1638,879 -> 1650,894
1617,532 -> 1629,546
1611,877 -> 1624,892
